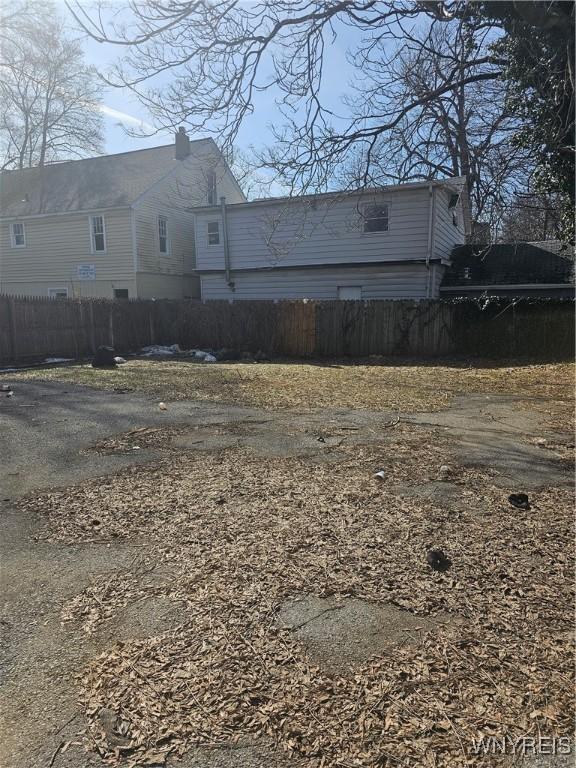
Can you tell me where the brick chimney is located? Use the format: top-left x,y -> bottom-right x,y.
175,127 -> 190,160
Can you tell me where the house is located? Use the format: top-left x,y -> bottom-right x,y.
192,178 -> 467,300
441,241 -> 575,297
0,129 -> 245,299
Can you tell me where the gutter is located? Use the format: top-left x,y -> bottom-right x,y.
220,196 -> 233,287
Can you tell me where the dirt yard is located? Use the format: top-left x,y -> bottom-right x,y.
1,359 -> 574,768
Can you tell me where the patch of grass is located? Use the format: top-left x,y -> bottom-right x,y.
9,358 -> 575,421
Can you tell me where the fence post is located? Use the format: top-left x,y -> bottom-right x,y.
88,301 -> 96,354
109,304 -> 115,349
149,306 -> 155,346
6,297 -> 17,362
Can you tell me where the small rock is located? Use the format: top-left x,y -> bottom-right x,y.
158,402 -> 167,410
535,438 -> 547,446
439,464 -> 451,478
373,470 -> 386,481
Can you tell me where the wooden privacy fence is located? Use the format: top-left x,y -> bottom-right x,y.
0,295 -> 573,363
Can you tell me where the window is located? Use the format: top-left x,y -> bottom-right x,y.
114,288 -> 129,299
48,288 -> 68,298
206,171 -> 217,205
362,204 -> 389,233
158,215 -> 169,254
10,222 -> 25,247
448,193 -> 460,209
90,216 -> 106,252
338,286 -> 362,300
207,220 -> 220,245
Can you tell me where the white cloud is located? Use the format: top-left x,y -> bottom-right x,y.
100,104 -> 155,131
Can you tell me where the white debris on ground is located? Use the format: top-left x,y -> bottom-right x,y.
193,350 -> 217,362
140,344 -> 217,362
44,357 -> 73,364
140,344 -> 183,357
113,356 -> 127,364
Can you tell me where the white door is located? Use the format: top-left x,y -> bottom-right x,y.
337,286 -> 362,300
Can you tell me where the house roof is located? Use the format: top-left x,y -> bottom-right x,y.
443,241 -> 575,287
191,176 -> 468,212
0,139 -> 213,218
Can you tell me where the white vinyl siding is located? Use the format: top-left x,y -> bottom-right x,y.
90,215 -> 106,253
201,264 -> 444,300
0,209 -> 134,298
433,187 -> 465,261
195,188 -> 432,273
10,222 -> 26,247
158,215 -> 169,254
133,147 -> 244,295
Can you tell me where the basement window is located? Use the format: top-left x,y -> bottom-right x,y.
11,222 -> 26,247
48,287 -> 68,298
114,288 -> 129,299
362,204 -> 389,233
90,215 -> 106,252
207,220 -> 220,245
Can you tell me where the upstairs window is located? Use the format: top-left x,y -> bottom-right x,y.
207,220 -> 220,245
11,222 -> 26,247
90,215 -> 106,252
362,204 -> 389,233
206,170 -> 217,205
158,215 -> 169,254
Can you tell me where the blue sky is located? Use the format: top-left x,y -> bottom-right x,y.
58,1 -> 360,157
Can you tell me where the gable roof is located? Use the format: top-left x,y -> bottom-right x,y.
1,139 -> 213,218
443,241 -> 575,287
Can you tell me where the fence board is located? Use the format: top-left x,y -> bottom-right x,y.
0,295 -> 573,364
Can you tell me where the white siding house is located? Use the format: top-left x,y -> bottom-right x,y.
194,180 -> 466,300
0,131 -> 245,299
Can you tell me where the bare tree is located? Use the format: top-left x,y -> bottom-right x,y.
498,193 -> 563,243
0,0 -> 103,169
324,16 -> 531,234
68,1 -> 507,188
67,0 -> 573,238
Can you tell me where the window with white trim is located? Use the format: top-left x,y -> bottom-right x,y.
158,215 -> 169,254
207,220 -> 220,245
90,215 -> 106,252
10,222 -> 26,247
48,287 -> 68,298
362,204 -> 389,233
206,171 -> 217,205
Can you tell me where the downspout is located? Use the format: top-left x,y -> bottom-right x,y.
425,183 -> 435,298
220,195 -> 233,289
